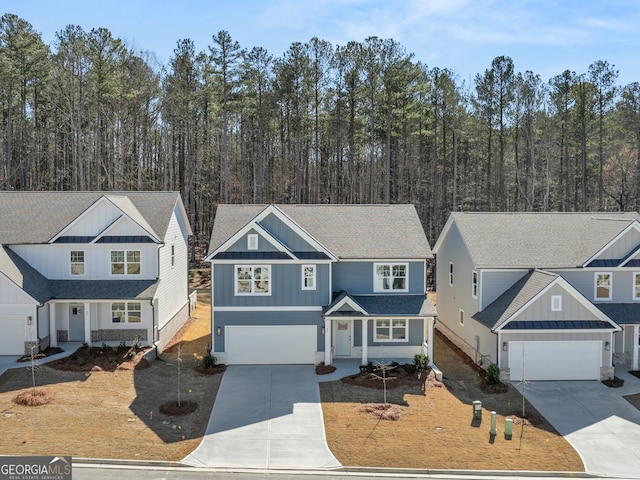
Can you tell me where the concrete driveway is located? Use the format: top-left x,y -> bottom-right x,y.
182,365 -> 341,470
514,370 -> 640,478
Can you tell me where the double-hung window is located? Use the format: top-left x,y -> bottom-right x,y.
111,250 -> 141,275
634,273 -> 640,300
235,265 -> 270,295
374,263 -> 408,292
595,272 -> 612,300
70,250 -> 85,275
112,302 -> 141,323
302,265 -> 316,290
471,270 -> 478,298
374,319 -> 408,341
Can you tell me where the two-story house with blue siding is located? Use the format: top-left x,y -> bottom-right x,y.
433,212 -> 640,382
0,191 -> 192,356
205,204 -> 437,366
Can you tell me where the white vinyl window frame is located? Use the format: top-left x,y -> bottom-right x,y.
374,319 -> 408,342
449,262 -> 454,286
110,250 -> 141,276
111,302 -> 142,323
70,250 -> 85,276
373,262 -> 409,293
594,272 -> 612,301
471,270 -> 478,298
247,234 -> 258,250
302,265 -> 316,290
634,273 -> 640,301
551,294 -> 562,312
234,265 -> 271,295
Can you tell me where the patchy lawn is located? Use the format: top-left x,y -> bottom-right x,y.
320,330 -> 584,472
0,289 -> 221,461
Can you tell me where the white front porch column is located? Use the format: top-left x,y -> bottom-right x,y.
634,325 -> 639,371
324,319 -> 332,366
84,302 -> 91,344
361,319 -> 368,364
49,303 -> 57,348
427,317 -> 435,364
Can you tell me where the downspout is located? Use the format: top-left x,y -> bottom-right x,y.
151,298 -> 159,359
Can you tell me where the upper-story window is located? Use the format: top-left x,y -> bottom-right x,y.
235,265 -> 270,295
302,265 -> 316,290
171,244 -> 175,268
471,270 -> 478,298
70,250 -> 85,275
111,250 -> 141,275
247,234 -> 258,250
551,295 -> 562,311
595,272 -> 612,300
449,262 -> 454,286
374,263 -> 408,292
634,273 -> 640,301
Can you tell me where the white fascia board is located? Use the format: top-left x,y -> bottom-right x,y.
582,220 -> 640,267
432,214 -> 455,254
0,272 -> 40,305
91,214 -> 161,244
206,221 -> 296,260
324,296 -> 368,316
621,245 -> 640,267
495,275 -> 618,332
48,196 -> 106,243
260,205 -> 338,262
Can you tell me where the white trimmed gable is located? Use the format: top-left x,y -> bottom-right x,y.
584,220 -> 640,265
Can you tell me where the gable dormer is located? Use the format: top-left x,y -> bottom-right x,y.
50,195 -> 160,245
584,220 -> 640,268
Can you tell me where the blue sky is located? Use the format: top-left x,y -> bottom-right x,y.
4,0 -> 639,85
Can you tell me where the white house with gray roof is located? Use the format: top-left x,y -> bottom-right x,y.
433,212 -> 640,382
205,204 -> 437,365
0,191 -> 192,356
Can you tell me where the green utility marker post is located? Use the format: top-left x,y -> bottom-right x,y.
490,411 -> 497,435
505,418 -> 513,439
472,400 -> 482,420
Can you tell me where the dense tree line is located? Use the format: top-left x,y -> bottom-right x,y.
1,13 -> 639,253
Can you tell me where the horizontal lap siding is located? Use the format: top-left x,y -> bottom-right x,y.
213,310 -> 323,353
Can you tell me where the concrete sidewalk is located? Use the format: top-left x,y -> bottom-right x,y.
182,365 -> 341,470
515,370 -> 640,478
0,342 -> 82,376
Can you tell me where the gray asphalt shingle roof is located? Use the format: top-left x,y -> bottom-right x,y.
0,191 -> 185,244
48,280 -> 158,300
448,212 -> 640,268
209,204 -> 431,259
324,291 -> 437,317
472,269 -> 558,330
0,246 -> 50,303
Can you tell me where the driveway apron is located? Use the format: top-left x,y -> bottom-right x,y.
514,376 -> 640,478
182,365 -> 341,470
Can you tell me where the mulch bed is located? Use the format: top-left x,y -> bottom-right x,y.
341,363 -> 426,389
358,403 -> 408,420
602,376 -> 625,388
47,346 -> 150,372
17,347 -> 65,363
159,400 -> 198,416
194,364 -> 227,375
315,363 -> 336,375
13,388 -> 55,406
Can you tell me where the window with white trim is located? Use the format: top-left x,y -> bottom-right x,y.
595,272 -> 612,300
247,234 -> 258,250
235,265 -> 270,295
459,309 -> 465,326
302,265 -> 316,290
449,262 -> 454,286
634,273 -> 640,300
374,263 -> 408,292
70,250 -> 85,275
111,302 -> 141,323
471,270 -> 478,298
374,319 -> 408,342
111,250 -> 141,275
551,295 -> 562,311
171,244 -> 175,268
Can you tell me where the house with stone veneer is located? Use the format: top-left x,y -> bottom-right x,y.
433,212 -> 640,382
0,191 -> 192,355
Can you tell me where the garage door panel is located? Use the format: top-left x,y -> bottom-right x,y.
226,325 -> 316,365
509,341 -> 600,381
0,315 -> 26,355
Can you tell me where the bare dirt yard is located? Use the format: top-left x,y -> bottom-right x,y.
320,330 -> 584,472
0,288 -> 221,461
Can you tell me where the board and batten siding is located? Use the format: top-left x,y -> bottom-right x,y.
332,261 -> 425,295
258,213 -> 318,252
227,229 -> 281,252
213,263 -> 330,307
11,243 -> 158,280
511,283 -> 601,322
212,310 -> 324,353
595,227 -> 640,260
154,207 -> 190,328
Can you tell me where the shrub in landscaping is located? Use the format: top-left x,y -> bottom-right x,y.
485,363 -> 501,385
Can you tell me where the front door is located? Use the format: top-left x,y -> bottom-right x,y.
334,320 -> 351,356
68,305 -> 85,341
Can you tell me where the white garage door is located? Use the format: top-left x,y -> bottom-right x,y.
509,341 -> 601,381
226,325 -> 316,364
0,315 -> 26,355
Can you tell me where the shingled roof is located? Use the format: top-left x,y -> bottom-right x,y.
442,212 -> 640,268
209,204 -> 431,260
0,191 -> 188,244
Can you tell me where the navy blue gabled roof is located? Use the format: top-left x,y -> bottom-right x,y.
95,236 -> 155,243
54,236 -> 95,243
212,251 -> 292,260
586,259 -> 621,268
502,320 -> 614,330
294,251 -> 331,260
